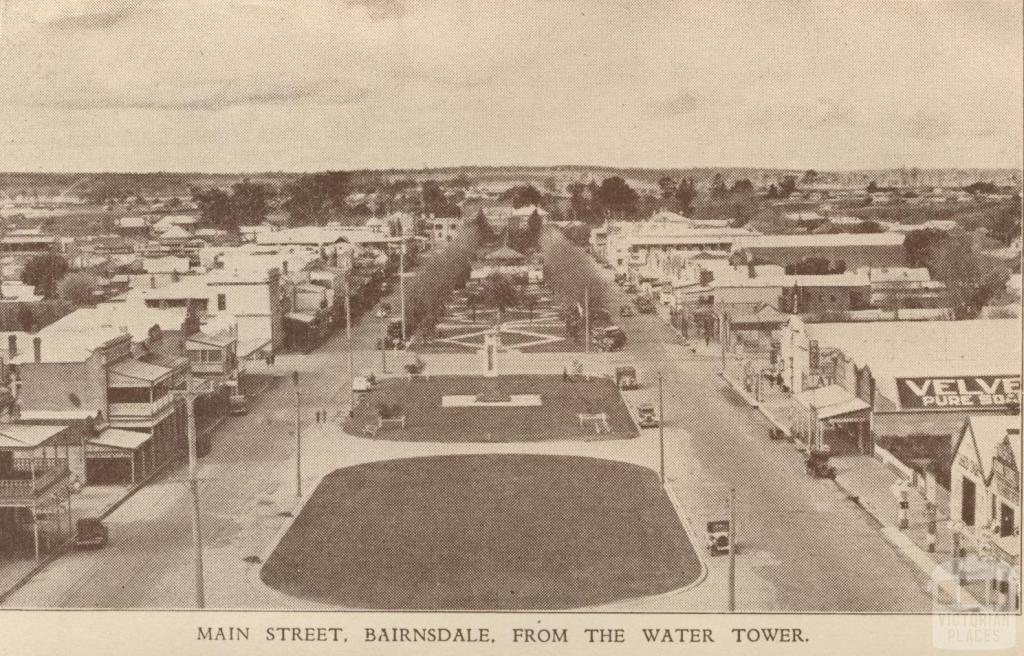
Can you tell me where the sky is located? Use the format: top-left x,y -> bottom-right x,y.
0,0 -> 1020,172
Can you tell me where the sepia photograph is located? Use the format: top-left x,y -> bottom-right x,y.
0,0 -> 1020,653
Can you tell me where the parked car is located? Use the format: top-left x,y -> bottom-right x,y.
594,326 -> 627,352
615,366 -> 639,390
706,520 -> 731,555
634,296 -> 655,314
228,394 -> 248,416
805,450 -> 836,479
619,304 -> 636,317
637,403 -> 658,428
74,518 -> 108,549
624,284 -> 638,294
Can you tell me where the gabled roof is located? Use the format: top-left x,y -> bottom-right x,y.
955,415 -> 1022,484
158,225 -> 193,240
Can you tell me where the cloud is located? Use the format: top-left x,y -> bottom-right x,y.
656,92 -> 702,116
33,78 -> 370,111
46,6 -> 136,30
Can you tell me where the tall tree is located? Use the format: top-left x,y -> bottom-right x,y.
500,184 -> 543,209
989,193 -> 1022,245
192,187 -> 232,227
21,253 -> 69,299
593,176 -> 639,218
675,178 -> 697,213
658,176 -> 677,199
229,179 -> 273,227
282,171 -> 351,225
779,175 -> 798,197
710,173 -> 728,199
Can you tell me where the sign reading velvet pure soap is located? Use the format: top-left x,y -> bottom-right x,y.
896,376 -> 1022,409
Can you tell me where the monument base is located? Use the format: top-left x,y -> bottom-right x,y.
477,377 -> 510,403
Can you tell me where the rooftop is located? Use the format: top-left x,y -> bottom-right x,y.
0,424 -> 69,450
11,326 -> 128,364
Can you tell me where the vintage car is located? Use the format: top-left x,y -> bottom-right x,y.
637,403 -> 659,428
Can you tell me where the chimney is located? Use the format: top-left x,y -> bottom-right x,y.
7,334 -> 16,359
33,336 -> 41,363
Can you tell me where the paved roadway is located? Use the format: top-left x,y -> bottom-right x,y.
596,270 -> 935,612
3,271 -> 936,611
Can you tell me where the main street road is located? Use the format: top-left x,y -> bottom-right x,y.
599,274 -> 935,612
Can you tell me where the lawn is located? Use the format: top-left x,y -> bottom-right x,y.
260,454 -> 700,609
343,374 -> 637,442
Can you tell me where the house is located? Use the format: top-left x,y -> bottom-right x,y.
677,273 -> 871,316
10,329 -> 186,488
0,423 -> 78,557
143,268 -> 283,358
426,214 -> 465,245
860,266 -> 949,310
950,415 -> 1020,563
283,282 -> 333,352
732,233 -> 906,269
152,215 -> 199,234
116,216 -> 150,238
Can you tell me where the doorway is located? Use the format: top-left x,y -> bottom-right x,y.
961,477 -> 976,526
1000,502 -> 1015,538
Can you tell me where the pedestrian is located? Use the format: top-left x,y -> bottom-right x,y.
563,367 -> 569,382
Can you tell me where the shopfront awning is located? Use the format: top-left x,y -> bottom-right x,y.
285,312 -> 317,324
88,428 -> 151,451
794,384 -> 871,420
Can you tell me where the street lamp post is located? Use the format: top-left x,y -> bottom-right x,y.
293,371 -> 302,499
399,242 -> 406,343
658,373 -> 666,484
376,307 -> 390,374
182,372 -> 205,609
345,279 -> 354,411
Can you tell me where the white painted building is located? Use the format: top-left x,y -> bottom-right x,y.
950,415 -> 1020,560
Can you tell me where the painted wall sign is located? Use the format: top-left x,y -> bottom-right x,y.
896,376 -> 1021,409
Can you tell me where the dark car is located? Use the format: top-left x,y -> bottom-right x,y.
74,518 -> 108,549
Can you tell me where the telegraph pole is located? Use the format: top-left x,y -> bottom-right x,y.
293,371 -> 302,499
399,241 -> 406,342
185,372 -> 205,609
658,373 -> 666,484
728,487 -> 737,612
583,287 -> 590,353
345,279 -> 354,411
